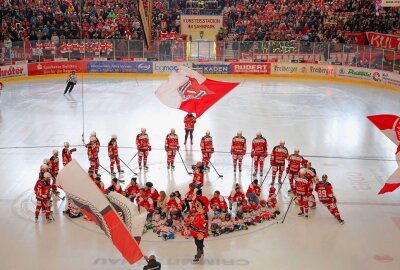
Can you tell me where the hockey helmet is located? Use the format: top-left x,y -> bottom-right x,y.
141,128 -> 146,133
256,131 -> 262,137
299,168 -> 307,176
269,186 -> 276,193
40,164 -> 49,170
237,130 -> 242,136
280,139 -> 285,145
260,200 -> 267,206
90,131 -> 96,136
206,130 -> 210,136
170,128 -> 175,133
90,136 -> 96,142
64,142 -> 70,147
251,203 -> 258,210
44,172 -> 51,179
53,149 -> 58,155
43,158 -> 50,164
294,148 -> 300,154
111,134 -> 117,139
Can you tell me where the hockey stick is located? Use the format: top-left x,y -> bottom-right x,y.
127,151 -> 139,165
260,166 -> 272,186
276,173 -> 289,195
280,197 -> 294,224
177,150 -> 193,175
209,160 -> 223,178
119,157 -> 138,175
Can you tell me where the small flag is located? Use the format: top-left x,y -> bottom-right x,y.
367,114 -> 400,194
155,66 -> 239,117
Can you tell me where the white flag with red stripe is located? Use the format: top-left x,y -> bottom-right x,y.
367,114 -> 400,194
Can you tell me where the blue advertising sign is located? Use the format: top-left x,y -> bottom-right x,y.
87,61 -> 153,73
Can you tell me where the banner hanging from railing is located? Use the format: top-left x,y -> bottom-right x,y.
366,32 -> 400,50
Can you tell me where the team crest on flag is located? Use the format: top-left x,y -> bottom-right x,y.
367,114 -> 400,194
155,66 -> 239,117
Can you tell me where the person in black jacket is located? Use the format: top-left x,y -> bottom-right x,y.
143,255 -> 161,270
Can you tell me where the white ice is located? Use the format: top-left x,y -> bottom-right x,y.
0,75 -> 399,270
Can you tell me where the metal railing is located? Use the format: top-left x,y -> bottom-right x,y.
1,39 -> 399,72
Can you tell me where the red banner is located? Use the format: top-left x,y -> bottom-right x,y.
231,63 -> 271,74
366,32 -> 400,50
28,61 -> 87,76
342,32 -> 366,45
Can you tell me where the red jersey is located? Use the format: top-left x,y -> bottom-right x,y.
169,30 -> 178,40
35,181 -> 50,199
200,135 -> 214,153
304,167 -> 317,184
34,179 -> 45,197
160,31 -> 168,40
49,156 -> 59,175
108,140 -> 118,157
252,137 -> 268,156
228,190 -> 246,203
185,187 -> 196,201
166,197 -> 182,212
288,154 -> 306,173
125,183 -> 140,198
136,133 -> 150,151
184,115 -> 196,130
140,199 -> 154,212
192,170 -> 204,187
109,183 -> 123,194
231,135 -> 246,155
62,148 -> 76,166
145,187 -> 159,202
165,133 -> 179,151
246,184 -> 261,197
315,181 -> 334,203
295,176 -> 311,196
210,196 -> 227,210
271,145 -> 289,165
87,143 -> 97,159
190,213 -> 209,238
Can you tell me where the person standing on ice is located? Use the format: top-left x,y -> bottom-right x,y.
108,134 -> 124,177
200,131 -> 214,170
165,128 -> 179,170
63,70 -> 77,94
231,131 -> 246,173
270,140 -> 289,185
190,195 -> 209,263
251,132 -> 268,177
136,128 -> 151,171
62,142 -> 76,166
184,113 -> 196,145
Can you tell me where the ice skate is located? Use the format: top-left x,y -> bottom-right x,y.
171,165 -> 175,171
298,212 -> 304,217
339,219 -> 345,225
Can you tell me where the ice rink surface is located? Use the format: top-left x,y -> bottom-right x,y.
0,75 -> 399,270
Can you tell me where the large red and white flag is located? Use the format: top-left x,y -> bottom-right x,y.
57,160 -> 143,264
155,66 -> 239,117
367,114 -> 400,194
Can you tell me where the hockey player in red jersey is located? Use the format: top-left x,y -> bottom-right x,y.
231,131 -> 246,173
136,128 -> 151,170
287,148 -> 307,193
228,183 -> 247,210
62,142 -> 76,166
315,174 -> 344,224
192,162 -> 205,188
38,163 -> 49,181
270,140 -> 289,185
165,128 -> 180,170
34,172 -> 52,222
86,136 -> 99,174
90,131 -> 100,154
49,149 -> 60,194
108,134 -> 124,176
200,131 -> 214,169
304,161 -> 317,208
251,132 -> 268,177
295,169 -> 311,218
184,113 -> 196,145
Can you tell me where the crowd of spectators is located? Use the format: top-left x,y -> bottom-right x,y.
0,0 -> 399,46
220,0 -> 400,43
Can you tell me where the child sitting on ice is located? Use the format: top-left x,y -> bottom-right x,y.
268,197 -> 280,216
243,205 -> 255,226
210,214 -> 222,237
160,218 -> 175,241
250,203 -> 262,223
234,211 -> 248,230
220,213 -> 234,234
259,200 -> 274,220
151,207 -> 163,232
171,211 -> 184,233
